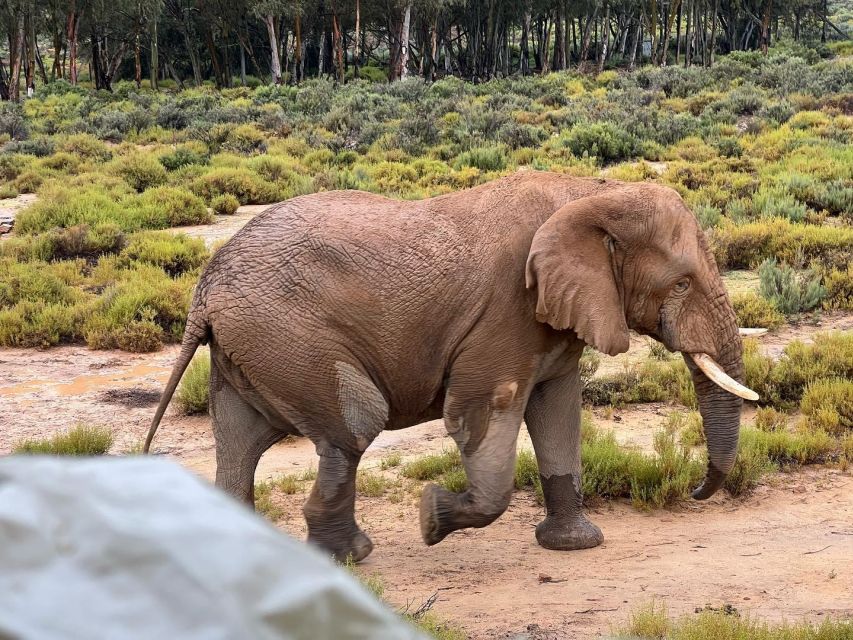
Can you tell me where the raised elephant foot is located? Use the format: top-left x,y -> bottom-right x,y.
419,483 -> 460,545
419,483 -> 509,546
308,528 -> 374,563
535,514 -> 603,550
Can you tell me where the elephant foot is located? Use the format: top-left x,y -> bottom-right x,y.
308,527 -> 374,563
535,514 -> 603,551
419,483 -> 460,546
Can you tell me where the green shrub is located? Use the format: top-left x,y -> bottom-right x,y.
119,232 -> 208,277
724,431 -> 776,496
758,258 -> 826,315
753,406 -> 788,432
731,292 -> 785,329
15,187 -> 125,234
222,123 -> 268,155
453,146 -> 507,172
715,219 -> 853,271
513,448 -> 542,501
770,332 -> 853,406
190,167 -> 282,204
84,265 -> 194,351
822,265 -> 853,310
13,424 -> 113,455
619,601 -> 853,639
800,378 -> 853,436
113,152 -> 168,192
211,193 -> 240,215
379,452 -> 402,470
132,186 -> 212,227
584,357 -> 695,408
159,145 -> 209,171
669,411 -> 705,446
356,470 -> 394,497
401,449 -> 462,481
564,123 -> 638,162
0,299 -> 82,347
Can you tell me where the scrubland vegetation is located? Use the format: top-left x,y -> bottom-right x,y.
5,45 -> 851,519
619,602 -> 853,640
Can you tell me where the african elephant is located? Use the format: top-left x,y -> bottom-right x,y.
146,170 -> 756,562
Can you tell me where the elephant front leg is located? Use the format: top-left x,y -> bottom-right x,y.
525,372 -> 603,550
420,382 -> 524,545
304,446 -> 373,562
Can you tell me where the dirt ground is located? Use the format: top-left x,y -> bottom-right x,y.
2,202 -> 852,638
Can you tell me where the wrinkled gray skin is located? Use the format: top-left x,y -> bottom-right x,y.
146,171 -> 744,562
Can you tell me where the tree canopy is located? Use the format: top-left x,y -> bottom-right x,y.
0,0 -> 848,97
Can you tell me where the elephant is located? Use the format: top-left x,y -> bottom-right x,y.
145,170 -> 757,563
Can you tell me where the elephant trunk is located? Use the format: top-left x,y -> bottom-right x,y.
684,295 -> 747,500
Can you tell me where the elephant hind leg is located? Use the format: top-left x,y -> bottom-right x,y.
210,363 -> 286,505
303,446 -> 373,563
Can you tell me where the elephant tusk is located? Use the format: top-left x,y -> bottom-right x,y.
738,328 -> 768,337
691,353 -> 759,401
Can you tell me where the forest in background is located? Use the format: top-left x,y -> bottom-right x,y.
1,0 -> 851,98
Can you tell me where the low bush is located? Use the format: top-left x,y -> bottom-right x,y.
800,378 -> 853,436
453,146 -> 507,172
714,219 -> 853,271
83,265 -> 195,352
400,449 -> 462,481
584,358 -> 695,408
619,601 -> 853,639
211,193 -> 240,216
731,292 -> 785,329
564,122 -> 638,162
822,265 -> 853,310
356,470 -> 395,497
13,424 -> 113,455
132,186 -> 212,227
190,167 -> 282,204
758,258 -> 825,315
119,232 -> 209,276
113,152 -> 168,192
176,351 -> 211,414
753,406 -> 788,432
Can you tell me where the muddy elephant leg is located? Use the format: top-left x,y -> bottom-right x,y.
420,387 -> 524,545
525,371 -> 603,550
210,364 -> 283,505
303,446 -> 373,562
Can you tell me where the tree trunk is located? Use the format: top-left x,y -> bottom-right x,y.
399,2 -> 412,80
760,0 -> 772,54
629,10 -> 641,70
25,7 -> 36,94
331,4 -> 345,82
135,32 -> 142,88
685,0 -> 692,66
264,15 -> 282,84
294,14 -> 303,83
353,0 -> 360,78
150,17 -> 159,89
10,14 -> 25,100
708,0 -> 719,63
520,7 -> 530,74
579,7 -> 598,69
598,2 -> 610,72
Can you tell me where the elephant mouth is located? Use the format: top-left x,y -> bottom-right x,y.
689,353 -> 758,401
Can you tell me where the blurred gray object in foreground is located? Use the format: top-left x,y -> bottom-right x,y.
0,456 -> 426,640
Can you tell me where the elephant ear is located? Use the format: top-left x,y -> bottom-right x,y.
525,197 -> 630,357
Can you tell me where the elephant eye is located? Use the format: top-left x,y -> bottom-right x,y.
674,278 -> 690,294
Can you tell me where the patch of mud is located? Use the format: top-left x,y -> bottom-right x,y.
98,387 -> 162,407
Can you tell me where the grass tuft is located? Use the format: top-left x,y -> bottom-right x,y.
13,424 -> 113,456
176,351 -> 211,414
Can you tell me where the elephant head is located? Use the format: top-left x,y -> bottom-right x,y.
525,183 -> 756,500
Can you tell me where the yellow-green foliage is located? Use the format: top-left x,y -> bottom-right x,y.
714,219 -> 853,271
356,470 -> 395,497
618,601 -> 853,639
210,193 -> 240,215
585,357 -> 695,408
753,406 -> 788,432
744,333 -> 853,408
13,424 -> 113,456
731,292 -> 785,329
401,449 -> 462,481
800,378 -> 853,436
176,351 -> 211,414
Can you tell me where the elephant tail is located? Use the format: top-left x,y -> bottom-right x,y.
143,316 -> 208,454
